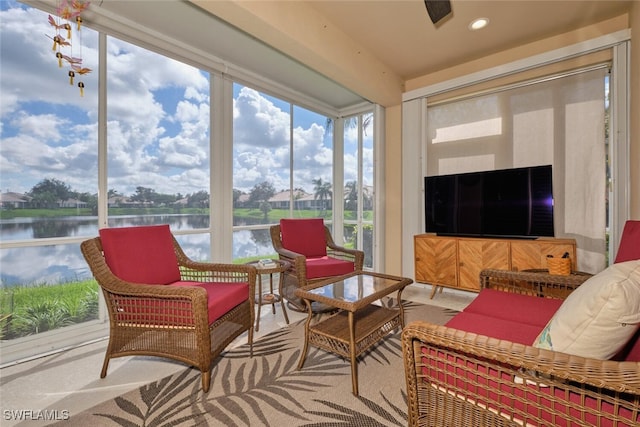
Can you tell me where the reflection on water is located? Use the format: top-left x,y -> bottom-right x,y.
0,215 -> 275,286
0,214 -> 211,240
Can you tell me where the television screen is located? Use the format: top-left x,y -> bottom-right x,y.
425,165 -> 554,239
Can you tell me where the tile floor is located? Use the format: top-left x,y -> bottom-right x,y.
0,283 -> 474,427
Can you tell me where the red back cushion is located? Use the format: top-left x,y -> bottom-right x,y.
615,220 -> 640,263
280,219 -> 327,257
99,225 -> 181,285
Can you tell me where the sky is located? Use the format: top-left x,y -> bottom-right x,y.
0,1 -> 372,198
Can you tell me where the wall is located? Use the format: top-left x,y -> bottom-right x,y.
631,2 -> 640,219
379,14 -> 639,276
404,15 -> 629,92
383,105 -> 403,275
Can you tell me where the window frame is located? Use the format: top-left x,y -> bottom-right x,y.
1,2 -> 378,364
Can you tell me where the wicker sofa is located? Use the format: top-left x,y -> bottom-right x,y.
402,265 -> 640,426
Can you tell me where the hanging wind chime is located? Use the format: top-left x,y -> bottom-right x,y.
48,0 -> 91,96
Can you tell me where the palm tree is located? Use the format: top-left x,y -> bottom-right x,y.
345,180 -> 358,211
312,178 -> 332,216
325,112 -> 373,135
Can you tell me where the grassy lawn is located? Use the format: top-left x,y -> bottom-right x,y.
0,279 -> 99,339
1,207 -> 371,221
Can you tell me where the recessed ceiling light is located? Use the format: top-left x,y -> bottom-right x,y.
469,17 -> 489,31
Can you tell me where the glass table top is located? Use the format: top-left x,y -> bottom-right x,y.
306,273 -> 407,303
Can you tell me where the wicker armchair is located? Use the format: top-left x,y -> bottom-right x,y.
270,218 -> 364,312
81,225 -> 256,392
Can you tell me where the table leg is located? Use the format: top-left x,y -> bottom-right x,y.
348,311 -> 358,396
297,299 -> 313,370
269,273 -> 276,314
255,274 -> 263,332
278,271 -> 290,324
429,285 -> 440,299
397,288 -> 406,328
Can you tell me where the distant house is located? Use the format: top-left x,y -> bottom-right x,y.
107,196 -> 140,207
58,198 -> 88,208
268,190 -> 326,210
0,191 -> 31,209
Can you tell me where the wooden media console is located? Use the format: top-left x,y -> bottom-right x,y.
413,234 -> 577,297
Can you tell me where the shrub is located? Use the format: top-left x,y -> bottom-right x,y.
0,279 -> 99,339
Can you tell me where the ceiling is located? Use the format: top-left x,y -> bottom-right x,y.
307,0 -> 632,80
85,1 -> 632,110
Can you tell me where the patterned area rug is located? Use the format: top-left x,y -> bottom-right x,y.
52,301 -> 458,426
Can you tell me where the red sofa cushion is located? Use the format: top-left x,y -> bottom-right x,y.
462,288 -> 563,328
615,220 -> 640,263
445,312 -> 545,345
305,256 -> 355,279
99,225 -> 181,285
280,218 -> 327,257
171,281 -> 249,324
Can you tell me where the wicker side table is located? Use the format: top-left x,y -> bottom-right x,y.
245,259 -> 291,331
480,268 -> 593,299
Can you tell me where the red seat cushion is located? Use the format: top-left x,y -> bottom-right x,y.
615,220 -> 640,263
305,256 -> 355,279
445,312 -> 545,345
280,218 -> 327,257
171,281 -> 249,324
462,289 -> 562,328
99,225 -> 181,285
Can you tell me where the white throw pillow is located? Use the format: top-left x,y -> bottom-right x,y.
533,260 -> 640,359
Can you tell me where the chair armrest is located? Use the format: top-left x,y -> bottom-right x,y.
480,268 -> 592,299
178,258 -> 256,281
326,244 -> 364,269
171,236 -> 256,292
403,320 -> 640,393
273,246 -> 305,262
272,248 -> 308,286
89,268 -> 211,329
402,320 -> 640,427
324,227 -> 364,269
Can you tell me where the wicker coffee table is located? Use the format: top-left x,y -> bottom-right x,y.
295,271 -> 413,396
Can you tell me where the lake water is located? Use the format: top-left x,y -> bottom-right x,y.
0,215 -> 275,286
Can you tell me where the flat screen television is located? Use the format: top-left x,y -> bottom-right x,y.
425,165 -> 554,239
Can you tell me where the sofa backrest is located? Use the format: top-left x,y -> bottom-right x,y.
615,220 -> 640,263
614,327 -> 640,362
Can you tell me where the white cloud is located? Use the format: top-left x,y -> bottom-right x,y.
0,3 -> 352,199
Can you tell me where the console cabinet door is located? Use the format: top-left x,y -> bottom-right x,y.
458,239 -> 510,290
414,236 -> 457,287
511,240 -> 577,271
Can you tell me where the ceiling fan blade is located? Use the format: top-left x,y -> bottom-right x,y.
424,0 -> 452,24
